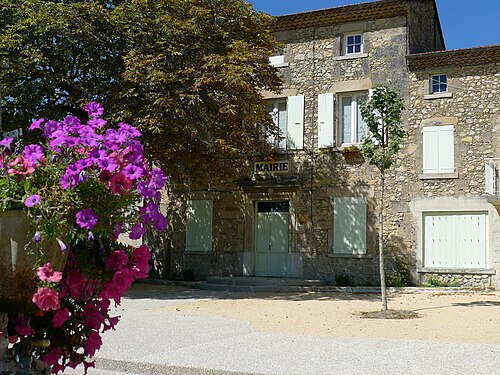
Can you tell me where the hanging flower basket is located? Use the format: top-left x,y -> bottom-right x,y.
341,146 -> 363,163
0,211 -> 68,313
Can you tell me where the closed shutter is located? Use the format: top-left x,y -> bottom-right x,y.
318,93 -> 334,148
333,197 -> 367,254
186,200 -> 213,252
422,127 -> 439,174
341,97 -> 352,144
356,94 -> 368,142
424,212 -> 487,269
423,125 -> 455,174
438,125 -> 455,173
287,95 -> 304,149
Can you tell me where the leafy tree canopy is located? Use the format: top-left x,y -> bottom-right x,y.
0,0 -> 282,183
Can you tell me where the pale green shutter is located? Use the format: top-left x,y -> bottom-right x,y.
318,93 -> 334,148
286,95 -> 304,149
423,127 -> 439,174
437,125 -> 455,173
356,95 -> 368,142
333,197 -> 367,254
186,200 -> 213,252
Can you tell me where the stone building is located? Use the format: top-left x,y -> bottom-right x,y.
164,0 -> 500,289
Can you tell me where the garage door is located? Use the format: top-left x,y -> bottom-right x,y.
424,212 -> 488,269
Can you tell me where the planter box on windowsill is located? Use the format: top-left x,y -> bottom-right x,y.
341,150 -> 363,163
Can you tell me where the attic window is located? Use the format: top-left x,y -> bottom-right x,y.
269,55 -> 285,67
431,75 -> 448,94
345,34 -> 363,55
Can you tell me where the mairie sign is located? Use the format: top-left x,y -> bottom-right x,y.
254,161 -> 290,174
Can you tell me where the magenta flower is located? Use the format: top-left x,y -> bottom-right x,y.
84,330 -> 102,357
105,250 -> 129,271
29,118 -> 44,131
15,315 -> 34,337
85,102 -> 104,118
122,164 -> 144,180
22,144 -> 44,167
32,287 -> 60,311
52,308 -> 70,328
0,137 -> 13,150
76,208 -> 98,230
25,194 -> 41,207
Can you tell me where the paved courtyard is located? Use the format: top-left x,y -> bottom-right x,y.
64,283 -> 500,375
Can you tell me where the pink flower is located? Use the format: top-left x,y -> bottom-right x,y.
84,302 -> 104,330
102,268 -> 134,303
84,330 -> 102,357
63,269 -> 85,298
52,308 -> 70,328
105,250 -> 129,271
32,287 -> 60,311
104,315 -> 120,332
43,347 -> 63,367
37,262 -> 63,283
109,172 -> 132,195
132,245 -> 151,278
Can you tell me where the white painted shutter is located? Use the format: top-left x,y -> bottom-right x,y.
485,161 -> 495,195
186,200 -> 213,252
287,95 -> 304,149
438,125 -> 455,173
422,127 -> 439,174
341,97 -> 352,145
318,93 -> 334,148
333,197 -> 367,254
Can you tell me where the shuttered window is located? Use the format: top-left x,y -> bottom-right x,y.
424,212 -> 488,269
318,93 -> 335,148
186,200 -> 213,252
266,95 -> 304,150
423,125 -> 455,174
333,197 -> 367,254
340,93 -> 367,146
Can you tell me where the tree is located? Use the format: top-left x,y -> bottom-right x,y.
360,86 -> 406,311
0,0 -> 282,183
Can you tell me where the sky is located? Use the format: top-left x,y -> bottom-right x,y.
248,0 -> 500,50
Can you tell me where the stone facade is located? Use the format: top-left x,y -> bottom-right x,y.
163,0 -> 500,289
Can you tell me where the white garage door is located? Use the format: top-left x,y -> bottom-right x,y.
424,212 -> 488,269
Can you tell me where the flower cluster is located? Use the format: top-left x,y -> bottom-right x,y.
0,103 -> 167,373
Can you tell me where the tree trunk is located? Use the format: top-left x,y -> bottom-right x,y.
379,169 -> 388,310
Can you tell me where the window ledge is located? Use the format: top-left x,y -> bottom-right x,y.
335,53 -> 368,61
328,253 -> 372,259
424,92 -> 453,100
418,268 -> 495,275
185,250 -> 212,255
419,172 -> 459,180
271,63 -> 289,68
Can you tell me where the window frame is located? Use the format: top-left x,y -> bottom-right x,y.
344,33 -> 363,55
430,74 -> 448,94
266,99 -> 288,149
338,92 -> 368,146
185,199 -> 213,252
422,125 -> 455,175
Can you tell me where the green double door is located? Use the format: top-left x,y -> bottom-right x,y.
255,202 -> 289,277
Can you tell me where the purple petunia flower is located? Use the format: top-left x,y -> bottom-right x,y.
87,117 -> 107,128
57,239 -> 67,253
29,118 -> 44,131
85,102 -> 104,118
63,115 -> 81,128
60,173 -> 71,190
118,122 -> 142,138
22,144 -> 44,167
122,164 -> 144,180
129,223 -> 145,240
97,157 -> 118,173
25,194 -> 41,207
75,209 -> 98,230
44,120 -> 61,138
0,137 -> 13,150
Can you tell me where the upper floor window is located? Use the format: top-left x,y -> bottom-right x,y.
186,200 -> 213,252
269,55 -> 285,67
340,93 -> 367,146
266,96 -> 304,150
422,125 -> 455,174
431,74 -> 447,94
345,34 -> 363,55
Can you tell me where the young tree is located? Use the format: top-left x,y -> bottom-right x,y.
360,86 -> 406,311
0,0 -> 282,183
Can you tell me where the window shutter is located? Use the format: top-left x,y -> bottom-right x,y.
186,200 -> 213,252
333,197 -> 367,254
438,125 -> 455,173
318,93 -> 334,148
341,97 -> 352,144
422,127 -> 439,174
287,95 -> 304,149
356,94 -> 368,142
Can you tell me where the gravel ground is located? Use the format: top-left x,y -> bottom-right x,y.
62,284 -> 500,375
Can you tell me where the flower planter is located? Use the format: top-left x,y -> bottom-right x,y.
341,150 -> 363,164
0,211 -> 67,313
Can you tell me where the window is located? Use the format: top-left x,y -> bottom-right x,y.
423,212 -> 488,269
345,34 -> 363,55
266,96 -> 304,150
269,55 -> 285,67
431,74 -> 447,93
422,125 -> 455,174
186,200 -> 213,252
333,197 -> 367,255
340,93 -> 367,145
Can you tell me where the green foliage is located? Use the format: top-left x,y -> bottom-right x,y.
0,0 -> 282,183
334,273 -> 351,287
360,86 -> 406,171
423,276 -> 461,288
